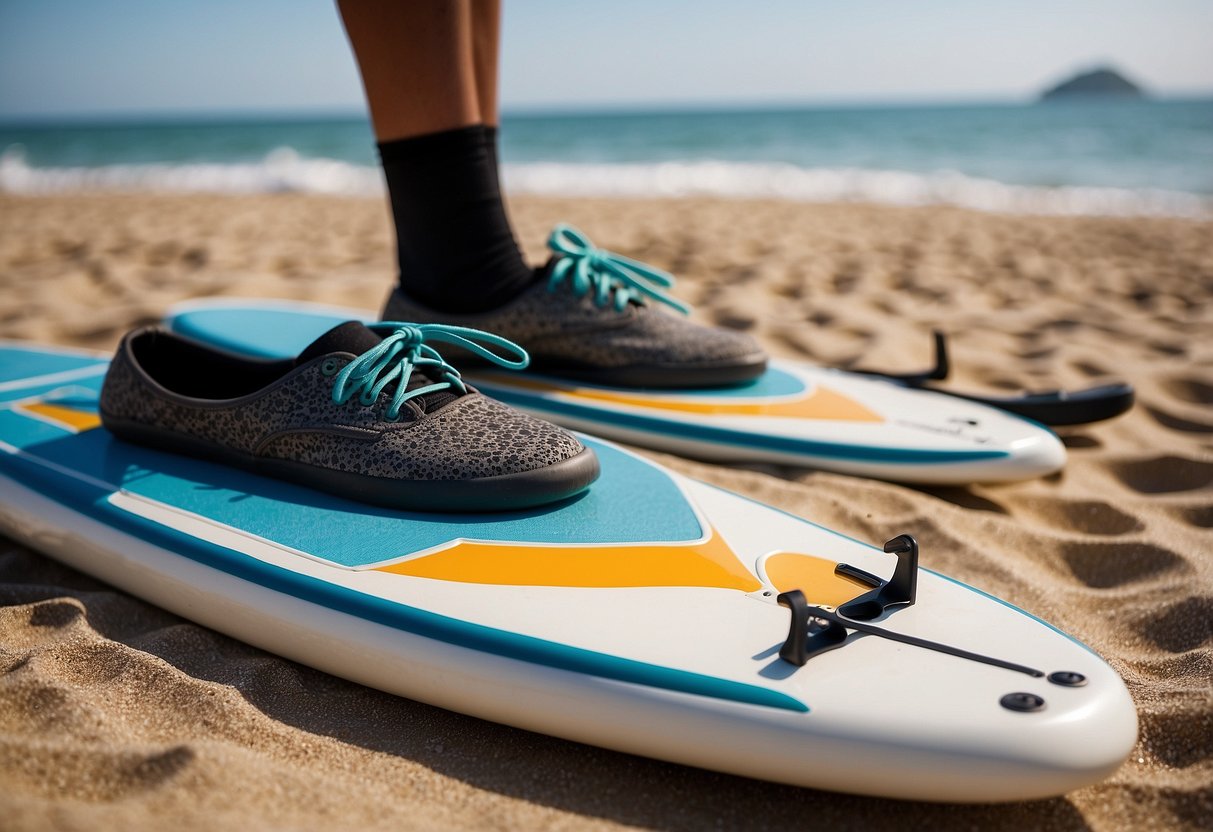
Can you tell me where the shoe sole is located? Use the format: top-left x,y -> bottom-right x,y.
100,412 -> 601,513
529,352 -> 770,389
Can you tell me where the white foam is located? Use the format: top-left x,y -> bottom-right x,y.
0,146 -> 384,197
503,161 -> 1213,218
2,145 -> 1208,218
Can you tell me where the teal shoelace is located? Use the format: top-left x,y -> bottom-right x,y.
547,224 -> 690,315
331,323 -> 529,420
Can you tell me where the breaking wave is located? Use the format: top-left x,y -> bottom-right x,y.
3,145 -> 1208,218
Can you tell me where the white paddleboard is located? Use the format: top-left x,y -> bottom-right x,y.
165,299 -> 1066,484
0,341 -> 1135,801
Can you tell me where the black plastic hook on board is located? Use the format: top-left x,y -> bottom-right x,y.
849,330 -> 1134,426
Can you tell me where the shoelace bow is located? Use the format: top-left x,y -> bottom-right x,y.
546,224 -> 690,315
331,323 -> 529,420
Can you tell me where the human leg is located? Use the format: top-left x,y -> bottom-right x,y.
337,0 -> 534,312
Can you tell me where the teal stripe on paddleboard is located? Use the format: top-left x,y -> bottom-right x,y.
0,449 -> 807,713
486,388 -> 1009,464
22,430 -> 703,563
1,382 -> 703,562
925,569 -> 1100,658
0,347 -> 104,386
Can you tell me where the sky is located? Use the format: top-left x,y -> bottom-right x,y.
0,0 -> 1211,120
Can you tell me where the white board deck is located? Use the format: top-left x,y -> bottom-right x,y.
0,342 -> 1135,801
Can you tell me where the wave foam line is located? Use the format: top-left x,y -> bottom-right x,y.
0,147 -> 384,197
3,146 -> 1208,218
504,161 -> 1213,218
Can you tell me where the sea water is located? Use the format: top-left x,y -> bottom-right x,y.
2,99 -> 1210,216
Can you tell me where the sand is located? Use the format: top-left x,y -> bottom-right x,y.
0,191 -> 1210,830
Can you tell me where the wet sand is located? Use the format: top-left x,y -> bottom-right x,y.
1,192 -> 1211,830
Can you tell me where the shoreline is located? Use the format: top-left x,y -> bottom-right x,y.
1,191 -> 1210,830
2,155 -> 1210,219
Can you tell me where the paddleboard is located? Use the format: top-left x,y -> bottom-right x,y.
0,341 -> 1135,801
165,299 -> 1066,484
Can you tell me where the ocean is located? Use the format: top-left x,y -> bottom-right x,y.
2,99 -> 1211,217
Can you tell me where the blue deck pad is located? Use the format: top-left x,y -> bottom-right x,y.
171,307 -> 378,359
168,306 -> 808,399
0,371 -> 704,566
0,350 -> 803,713
0,346 -> 104,386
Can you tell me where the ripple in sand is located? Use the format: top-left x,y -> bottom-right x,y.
0,675 -> 75,733
6,744 -> 196,801
1058,541 -> 1188,589
123,745 -> 197,791
1128,651 -> 1213,684
919,487 -> 1007,514
1108,456 -> 1213,494
1162,377 -> 1213,405
1011,498 -> 1142,536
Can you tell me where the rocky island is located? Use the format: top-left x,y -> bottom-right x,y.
1040,67 -> 1146,100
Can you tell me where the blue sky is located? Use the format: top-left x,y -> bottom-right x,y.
1,0 -> 1211,119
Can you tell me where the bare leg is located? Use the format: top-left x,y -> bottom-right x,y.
336,0 -> 479,141
470,0 -> 501,127
335,0 -> 532,312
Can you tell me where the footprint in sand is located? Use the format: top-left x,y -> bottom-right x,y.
1146,340 -> 1187,358
1009,498 -> 1142,536
1137,707 -> 1213,769
1162,377 -> 1213,405
1108,456 -> 1213,494
1071,361 -> 1112,378
1140,596 -> 1213,654
27,597 -> 86,629
1058,540 -> 1188,589
1144,406 -> 1213,435
1176,505 -> 1213,528
1017,346 -> 1057,361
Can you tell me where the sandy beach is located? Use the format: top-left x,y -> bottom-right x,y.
0,191 -> 1210,830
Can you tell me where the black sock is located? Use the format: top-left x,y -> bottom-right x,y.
378,125 -> 534,313
483,125 -> 502,191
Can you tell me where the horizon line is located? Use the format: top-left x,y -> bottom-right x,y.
2,90 -> 1212,127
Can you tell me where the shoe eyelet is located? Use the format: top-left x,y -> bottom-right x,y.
320,359 -> 340,376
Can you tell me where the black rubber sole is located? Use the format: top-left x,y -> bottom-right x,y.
530,352 -> 770,389
100,412 -> 601,513
449,351 -> 770,390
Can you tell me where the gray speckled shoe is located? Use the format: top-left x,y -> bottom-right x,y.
383,224 -> 768,388
99,321 -> 599,512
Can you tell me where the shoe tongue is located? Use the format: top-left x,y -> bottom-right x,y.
298,320 -> 462,416
297,321 -> 383,365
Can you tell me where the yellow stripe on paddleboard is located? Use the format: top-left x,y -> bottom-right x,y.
762,552 -> 874,607
377,528 -> 873,606
18,402 -> 103,433
377,528 -> 761,591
